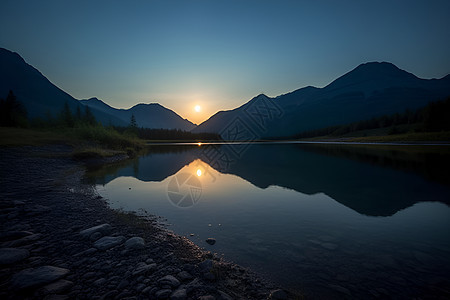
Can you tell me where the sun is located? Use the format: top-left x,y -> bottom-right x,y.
194,105 -> 201,112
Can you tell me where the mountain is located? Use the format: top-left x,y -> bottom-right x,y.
80,98 -> 196,130
193,62 -> 450,138
0,48 -> 194,130
0,48 -> 126,126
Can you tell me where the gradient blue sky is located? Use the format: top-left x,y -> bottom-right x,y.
1,0 -> 449,124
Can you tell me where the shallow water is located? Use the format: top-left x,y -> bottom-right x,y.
88,143 -> 450,298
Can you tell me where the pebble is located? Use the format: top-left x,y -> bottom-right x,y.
171,288 -> 187,300
93,236 -> 125,250
177,271 -> 193,281
156,289 -> 172,299
40,279 -> 74,294
0,247 -> 30,264
79,224 -> 112,239
132,262 -> 157,276
159,275 -> 181,288
125,237 -> 145,250
11,265 -> 70,289
206,238 -> 216,245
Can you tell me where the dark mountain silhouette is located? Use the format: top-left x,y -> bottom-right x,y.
193,62 -> 450,138
0,48 -> 126,126
87,143 -> 450,217
0,48 -> 194,129
80,98 -> 196,130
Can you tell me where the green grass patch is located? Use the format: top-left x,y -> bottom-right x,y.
0,126 -> 146,160
0,127 -> 70,146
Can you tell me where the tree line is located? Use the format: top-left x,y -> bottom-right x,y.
0,90 -> 221,141
290,97 -> 450,139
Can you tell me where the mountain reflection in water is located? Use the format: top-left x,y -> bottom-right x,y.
87,143 -> 450,298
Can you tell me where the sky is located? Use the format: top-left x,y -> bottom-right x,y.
1,0 -> 449,124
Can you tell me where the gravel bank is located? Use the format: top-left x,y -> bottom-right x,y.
0,145 -> 287,299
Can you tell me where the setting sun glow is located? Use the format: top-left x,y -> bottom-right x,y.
194,105 -> 201,112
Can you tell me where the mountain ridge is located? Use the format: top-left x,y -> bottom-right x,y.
0,48 -> 195,130
194,61 -> 450,137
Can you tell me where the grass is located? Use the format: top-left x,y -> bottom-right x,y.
0,126 -> 146,158
0,127 -> 69,146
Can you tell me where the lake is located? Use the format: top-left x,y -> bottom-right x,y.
87,142 -> 450,298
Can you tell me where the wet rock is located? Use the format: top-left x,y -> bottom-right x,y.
0,231 -> 34,241
40,279 -> 74,294
125,237 -> 145,250
0,247 -> 30,264
218,290 -> 233,300
198,259 -> 214,272
177,271 -> 193,281
3,233 -> 42,247
156,289 -> 172,299
158,275 -> 180,288
205,238 -> 216,245
80,224 -> 112,239
89,232 -> 103,241
132,262 -> 157,276
170,288 -> 187,300
269,289 -> 287,299
94,278 -> 107,286
93,236 -> 125,250
100,290 -> 119,300
73,247 -> 97,257
11,266 -> 70,289
117,279 -> 129,289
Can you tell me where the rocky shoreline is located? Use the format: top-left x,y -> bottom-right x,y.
0,145 -> 287,299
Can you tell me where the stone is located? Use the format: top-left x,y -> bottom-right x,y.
93,236 -> 125,250
269,289 -> 288,300
170,288 -> 187,300
218,290 -> 233,300
41,279 -> 74,294
79,224 -> 112,239
3,233 -> 42,247
11,266 -> 70,289
125,237 -> 145,250
89,232 -> 102,241
0,247 -> 30,264
198,259 -> 214,272
156,289 -> 172,299
94,278 -> 107,286
73,248 -> 97,257
158,275 -> 180,288
205,238 -> 216,245
117,279 -> 129,289
132,262 -> 157,276
177,271 -> 193,281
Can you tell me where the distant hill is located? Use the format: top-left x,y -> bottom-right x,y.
0,48 -> 194,130
194,62 -> 450,138
0,48 -> 127,126
80,98 -> 196,131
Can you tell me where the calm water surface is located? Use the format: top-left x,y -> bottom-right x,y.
87,143 -> 450,298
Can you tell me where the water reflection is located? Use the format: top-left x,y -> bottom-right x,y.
87,143 -> 450,298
